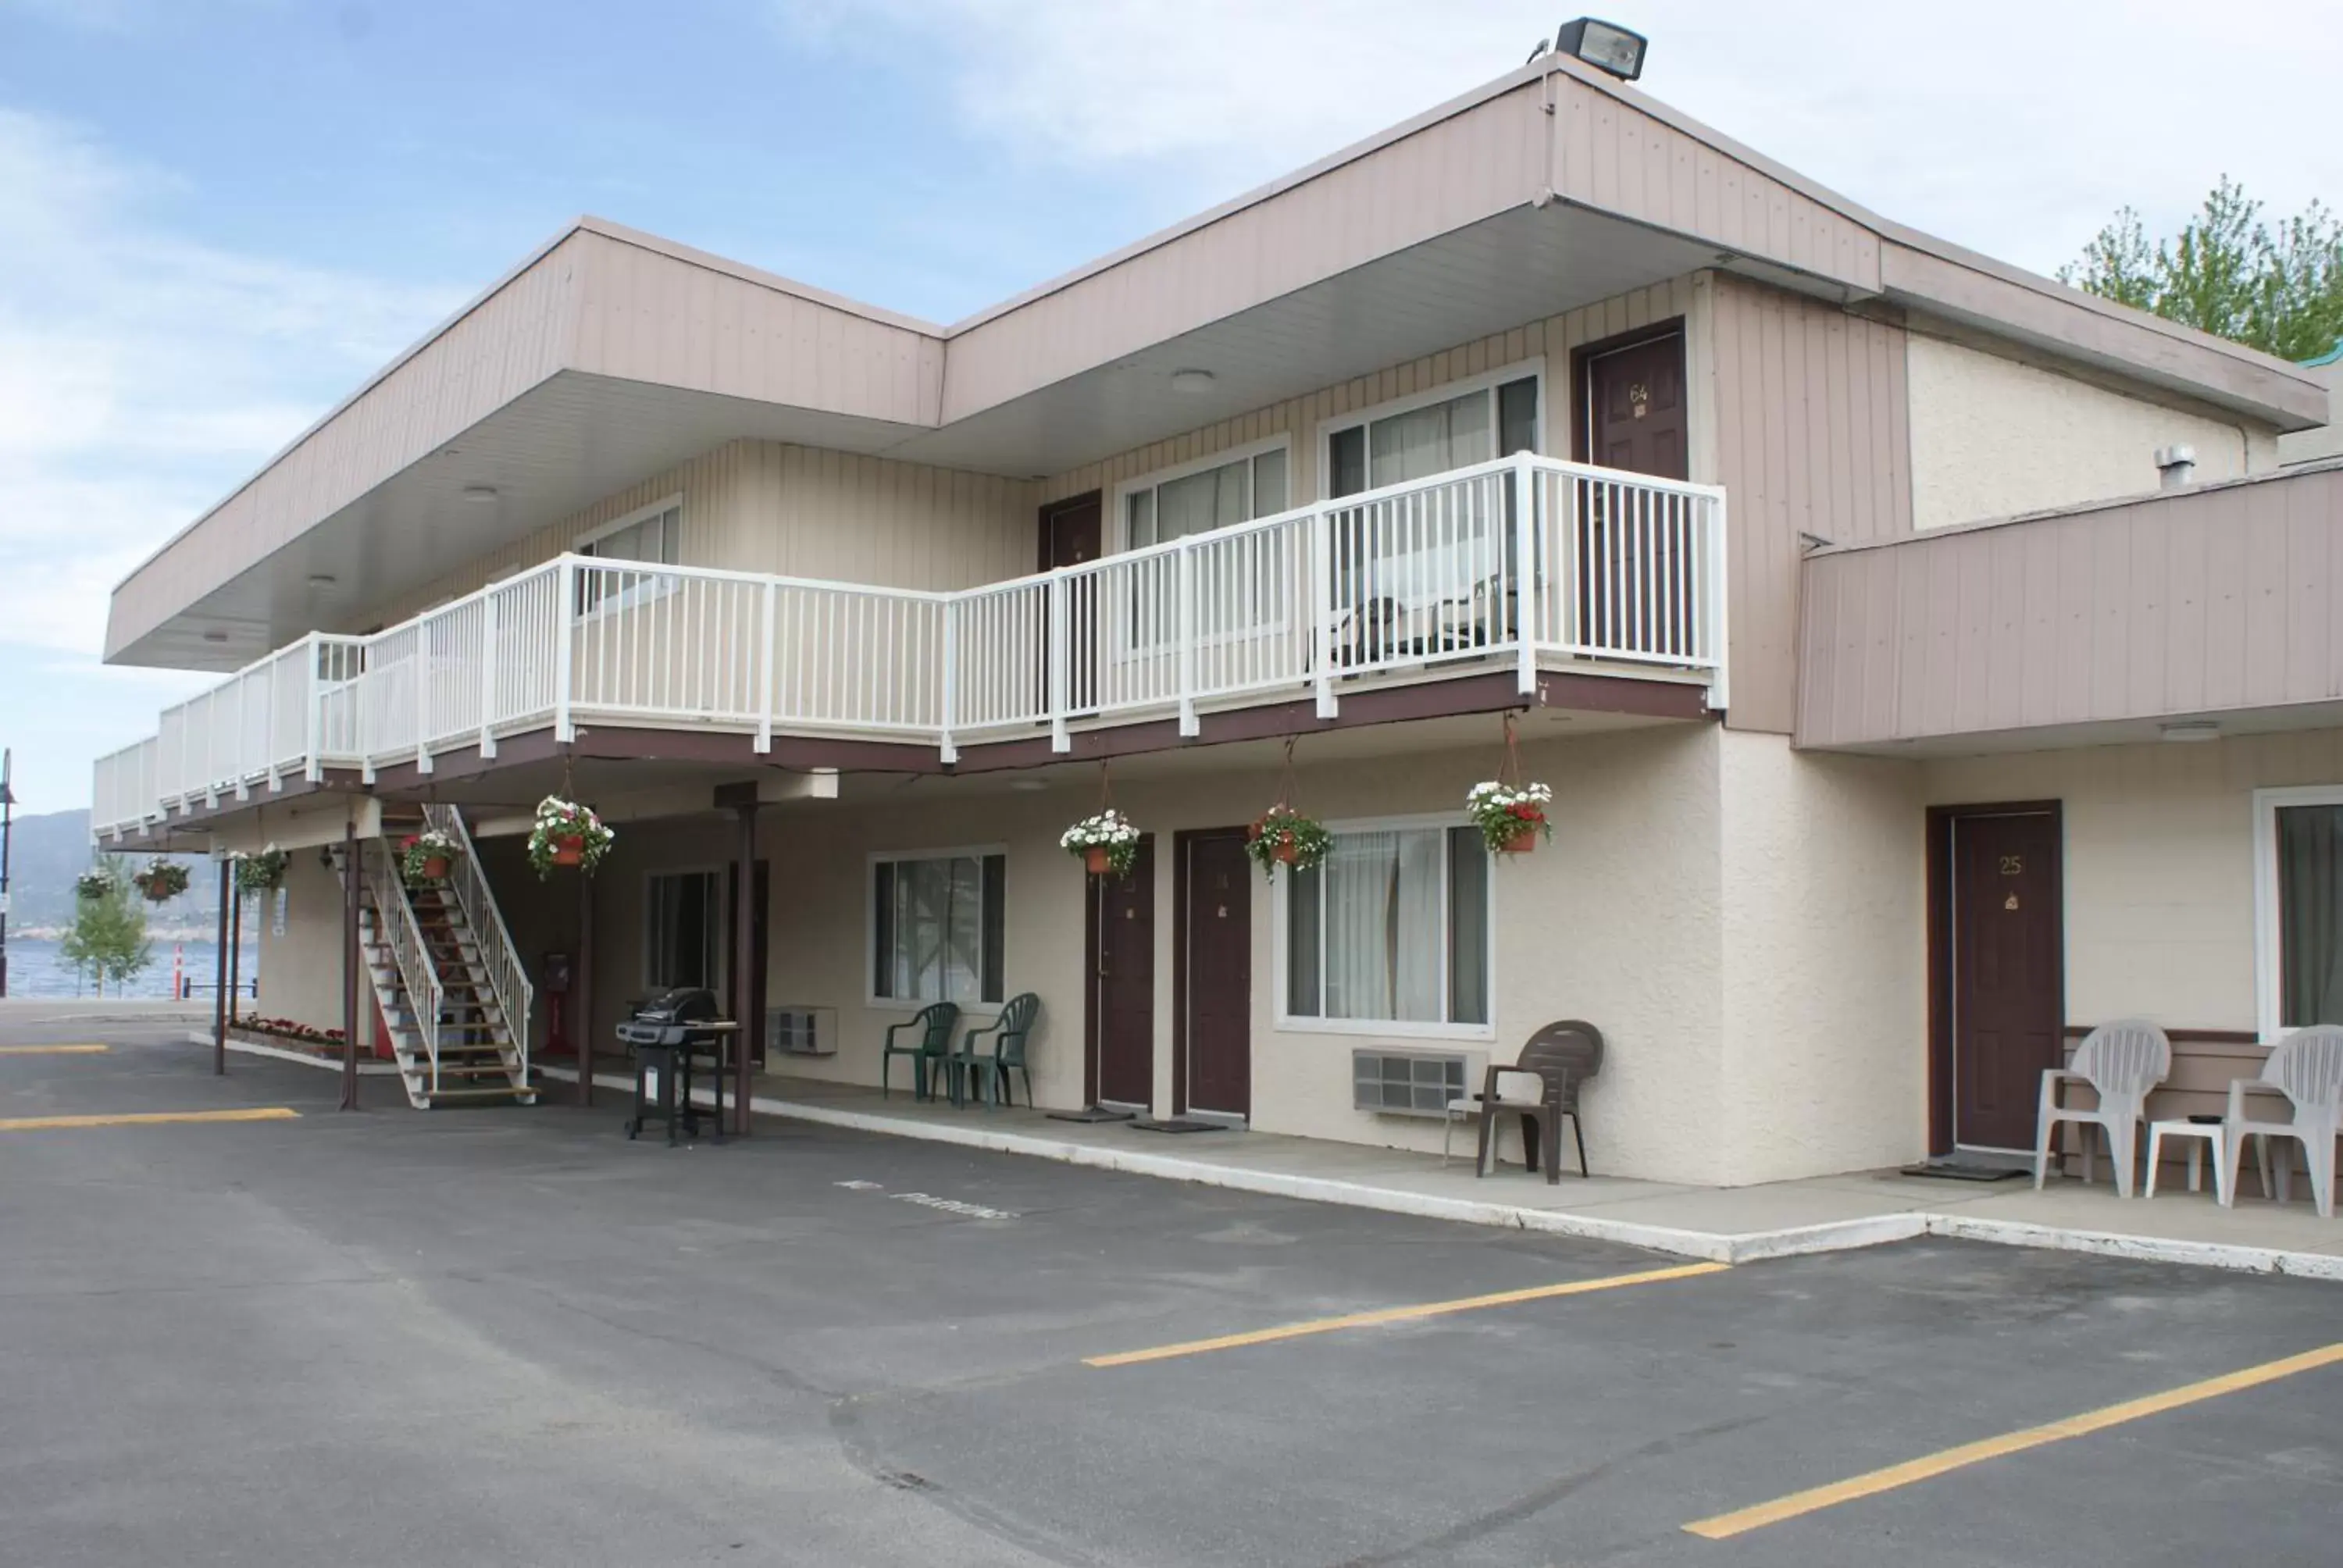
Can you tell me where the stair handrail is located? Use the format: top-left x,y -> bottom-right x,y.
364,838 -> 443,1099
421,803 -> 533,1086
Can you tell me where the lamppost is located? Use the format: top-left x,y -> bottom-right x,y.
0,748 -> 15,999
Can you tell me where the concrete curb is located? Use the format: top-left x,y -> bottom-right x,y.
533,1067 -> 2341,1282
184,1028 -> 401,1077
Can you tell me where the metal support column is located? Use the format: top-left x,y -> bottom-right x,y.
226,877 -> 243,1026
576,864 -> 594,1108
340,820 -> 359,1111
212,857 -> 230,1077
732,801 -> 758,1136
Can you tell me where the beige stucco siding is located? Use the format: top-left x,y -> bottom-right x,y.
1719,731 -> 1925,1182
1906,333 -> 2273,532
376,439 -> 1039,628
251,849 -> 371,1049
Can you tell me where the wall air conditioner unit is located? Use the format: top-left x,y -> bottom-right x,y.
768,1005 -> 839,1057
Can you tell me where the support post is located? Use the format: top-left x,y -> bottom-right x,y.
1311,501 -> 1339,719
1512,452 -> 1539,697
575,854 -> 595,1108
414,621 -> 433,775
1176,543 -> 1197,737
937,598 -> 958,765
554,557 -> 578,743
732,801 -> 758,1136
341,818 -> 359,1110
755,579 -> 777,755
1047,572 -> 1070,754
211,857 -> 230,1077
304,634 -> 323,782
226,876 -> 243,1027
477,593 -> 500,758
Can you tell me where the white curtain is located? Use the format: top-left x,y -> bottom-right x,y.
1154,461 -> 1251,543
889,856 -> 981,1002
1368,390 -> 1492,489
1321,829 -> 1446,1022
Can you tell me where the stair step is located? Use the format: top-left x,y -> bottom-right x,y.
421,1086 -> 538,1107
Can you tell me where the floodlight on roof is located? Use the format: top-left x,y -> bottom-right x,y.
1554,17 -> 1648,81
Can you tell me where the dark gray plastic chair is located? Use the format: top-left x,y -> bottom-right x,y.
1471,1020 -> 1604,1183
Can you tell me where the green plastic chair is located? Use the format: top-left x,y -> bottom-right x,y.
880,1002 -> 961,1101
947,993 -> 1041,1109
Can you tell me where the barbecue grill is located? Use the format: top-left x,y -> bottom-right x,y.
618,987 -> 728,1143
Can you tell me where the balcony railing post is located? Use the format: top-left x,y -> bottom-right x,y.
304,636 -> 325,782
478,593 -> 500,758
1177,542 -> 1198,737
1512,453 -> 1538,697
414,617 -> 434,775
938,598 -> 959,764
1311,501 -> 1337,719
1705,492 -> 1731,714
755,579 -> 777,755
1047,569 -> 1070,754
554,557 -> 577,743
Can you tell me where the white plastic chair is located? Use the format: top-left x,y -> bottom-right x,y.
2033,1020 -> 2171,1198
2220,1025 -> 2343,1219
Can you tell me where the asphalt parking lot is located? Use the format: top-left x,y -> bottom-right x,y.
2,1020 -> 2338,1566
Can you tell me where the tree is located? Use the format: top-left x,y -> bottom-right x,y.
59,861 -> 154,998
2061,178 -> 2343,362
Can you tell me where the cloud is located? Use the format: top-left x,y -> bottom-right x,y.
0,106 -> 462,661
776,0 -> 2343,279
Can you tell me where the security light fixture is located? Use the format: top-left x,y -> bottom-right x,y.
1554,17 -> 1648,81
306,573 -> 337,589
460,484 -> 500,504
201,629 -> 230,643
1170,369 -> 1216,395
2159,721 -> 2220,743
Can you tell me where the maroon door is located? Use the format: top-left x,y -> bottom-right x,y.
1088,835 -> 1154,1109
1038,493 -> 1103,714
1949,810 -> 2063,1149
1179,831 -> 1252,1119
1578,330 -> 1692,654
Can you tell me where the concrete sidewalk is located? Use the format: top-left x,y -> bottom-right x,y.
537,1067 -> 2343,1282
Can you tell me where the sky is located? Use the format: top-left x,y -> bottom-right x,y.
1,0 -> 2337,815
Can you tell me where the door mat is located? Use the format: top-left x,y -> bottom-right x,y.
1898,1158 -> 2029,1182
1045,1106 -> 1137,1124
1127,1116 -> 1231,1135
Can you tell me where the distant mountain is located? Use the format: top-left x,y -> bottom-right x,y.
6,808 -> 222,935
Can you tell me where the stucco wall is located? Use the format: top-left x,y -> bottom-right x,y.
1718,731 -> 1925,1183
251,848 -> 366,1046
1922,728 -> 2343,1032
1906,333 -> 2275,531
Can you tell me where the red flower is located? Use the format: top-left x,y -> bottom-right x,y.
399,835 -> 419,850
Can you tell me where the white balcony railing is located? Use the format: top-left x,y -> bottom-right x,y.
90,454 -> 1727,837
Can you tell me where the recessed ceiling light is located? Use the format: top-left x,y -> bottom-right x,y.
460,484 -> 499,504
201,629 -> 229,643
1007,779 -> 1048,793
306,573 -> 337,589
1170,369 -> 1215,395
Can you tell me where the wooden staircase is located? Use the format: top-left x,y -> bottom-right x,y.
352,811 -> 537,1110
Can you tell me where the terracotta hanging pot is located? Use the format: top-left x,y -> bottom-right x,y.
1083,845 -> 1113,875
551,834 -> 585,867
1500,825 -> 1539,855
419,854 -> 451,881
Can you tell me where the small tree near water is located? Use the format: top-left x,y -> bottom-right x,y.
60,862 -> 155,998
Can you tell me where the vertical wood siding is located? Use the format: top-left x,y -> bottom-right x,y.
1550,76 -> 1881,298
1798,466 -> 2343,747
943,85 -> 1548,422
109,233 -> 590,657
373,440 -> 1037,628
1713,275 -> 1913,734
1040,276 -> 1701,510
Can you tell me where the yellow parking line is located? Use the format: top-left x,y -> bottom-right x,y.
1684,1340 -> 2343,1540
1086,1260 -> 1728,1369
0,1107 -> 300,1132
0,1044 -> 111,1055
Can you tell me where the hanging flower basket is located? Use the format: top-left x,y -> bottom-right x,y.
131,858 -> 190,903
400,830 -> 459,888
74,869 -> 116,902
1061,808 -> 1140,880
528,796 -> 614,878
234,845 -> 289,895
1246,804 -> 1332,879
1466,781 -> 1554,855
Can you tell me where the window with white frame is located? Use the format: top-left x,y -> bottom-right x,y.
1324,372 -> 1541,498
1122,444 -> 1290,549
1283,821 -> 1491,1032
2256,786 -> 2343,1035
576,498 -> 682,614
645,869 -> 721,992
872,850 -> 1006,1007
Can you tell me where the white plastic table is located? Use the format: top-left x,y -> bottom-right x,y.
2144,1117 -> 2227,1204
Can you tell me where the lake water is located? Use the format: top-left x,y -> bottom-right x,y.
2,937 -> 261,1000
